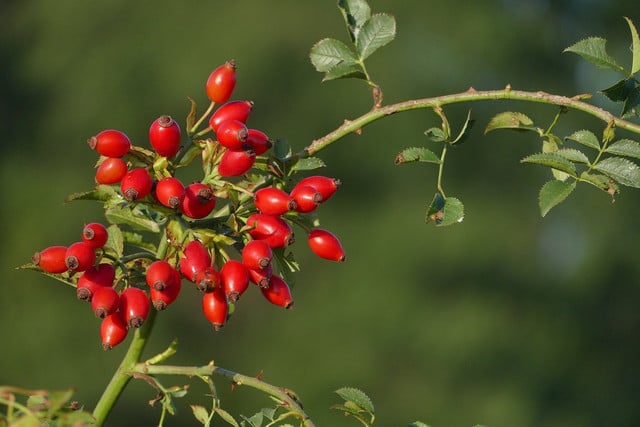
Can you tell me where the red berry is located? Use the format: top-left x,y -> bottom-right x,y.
221,260 -> 250,301
119,287 -> 150,328
261,275 -> 293,309
150,268 -> 182,310
88,129 -> 131,158
32,245 -> 68,274
296,176 -> 341,202
95,157 -> 128,184
91,286 -> 120,318
155,177 -> 185,209
65,241 -> 96,272
149,115 -> 181,158
217,148 -> 256,177
82,222 -> 109,249
242,240 -> 273,270
215,119 -> 248,151
254,187 -> 296,215
120,168 -> 153,201
146,260 -> 178,291
205,60 -> 237,104
290,185 -> 322,213
202,288 -> 228,330
246,213 -> 294,248
209,100 -> 253,132
248,264 -> 272,288
308,229 -> 346,262
179,240 -> 211,283
246,129 -> 272,155
180,182 -> 216,219
77,263 -> 116,301
195,267 -> 221,293
100,312 -> 128,350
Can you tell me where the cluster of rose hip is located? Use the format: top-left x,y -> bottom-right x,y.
30,60 -> 346,350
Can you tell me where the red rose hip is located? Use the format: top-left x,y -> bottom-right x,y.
32,245 -> 68,274
149,115 -> 181,158
307,229 -> 346,262
205,60 -> 237,104
95,157 -> 128,184
120,168 -> 153,201
88,129 -> 131,158
202,288 -> 228,330
82,222 -> 109,249
100,312 -> 128,350
119,287 -> 150,328
65,241 -> 96,272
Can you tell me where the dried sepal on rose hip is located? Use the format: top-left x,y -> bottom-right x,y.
145,260 -> 179,291
65,241 -> 96,272
120,167 -> 153,201
241,240 -> 273,270
76,263 -> 116,301
180,182 -> 216,219
82,222 -> 109,249
91,286 -> 120,319
150,268 -> 182,311
155,177 -> 185,209
195,267 -> 221,293
119,287 -> 150,328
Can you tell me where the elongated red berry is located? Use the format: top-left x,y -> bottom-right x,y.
149,115 -> 181,158
179,240 -> 211,282
150,268 -> 182,310
206,60 -> 237,104
120,168 -> 153,201
101,311 -> 128,350
91,286 -> 120,318
290,185 -> 322,213
248,264 -> 272,288
88,129 -> 131,158
32,245 -> 68,274
95,157 -> 128,184
209,100 -> 253,132
261,275 -> 293,309
146,260 -> 178,291
180,182 -> 216,219
155,176 -> 185,209
221,260 -> 250,301
202,288 -> 228,330
65,241 -> 96,272
296,176 -> 341,201
215,119 -> 248,151
217,148 -> 256,177
308,229 -> 346,262
254,187 -> 295,215
242,240 -> 273,270
82,222 -> 109,249
246,214 -> 294,248
195,267 -> 221,293
119,287 -> 150,328
246,129 -> 272,155
77,263 -> 116,301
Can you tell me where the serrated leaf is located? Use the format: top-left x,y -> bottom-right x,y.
521,153 -> 577,176
539,180 -> 576,217
556,148 -> 590,164
355,13 -> 396,60
565,129 -> 600,149
310,38 -> 358,72
105,204 -> 161,233
625,17 -> 640,75
273,138 -> 292,161
214,407 -> 240,427
191,405 -> 210,425
450,110 -> 475,145
601,78 -> 636,102
335,387 -> 375,414
17,263 -> 76,287
65,185 -> 119,203
321,62 -> 366,81
605,139 -> 640,159
439,197 -> 465,227
291,157 -> 326,172
338,0 -> 371,42
542,138 -> 570,181
593,156 -> 640,187
424,127 -> 448,143
563,37 -> 626,73
104,224 -> 124,258
394,147 -> 440,165
240,412 -> 263,427
580,171 -> 618,193
484,111 -> 538,134
622,86 -> 640,118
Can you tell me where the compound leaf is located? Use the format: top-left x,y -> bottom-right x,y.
539,180 -> 576,217
338,0 -> 371,42
355,13 -> 396,60
564,37 -> 626,73
593,156 -> 640,187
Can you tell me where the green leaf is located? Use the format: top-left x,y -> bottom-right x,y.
338,0 -> 371,42
65,185 -> 119,203
425,192 -> 445,224
521,153 -> 577,176
538,180 -> 576,217
104,224 -> 124,259
593,156 -> 640,187
601,78 -> 636,102
321,62 -> 366,81
425,193 -> 464,226
335,387 -> 375,414
484,111 -> 539,134
272,138 -> 292,161
191,405 -> 210,425
310,38 -> 358,72
424,127 -> 448,143
625,17 -> 640,75
407,422 -> 431,427
186,97 -> 198,134
563,37 -> 626,73
291,157 -> 326,172
622,86 -> 640,118
394,147 -> 440,165
214,407 -> 240,427
580,171 -> 618,193
450,110 -> 475,145
355,13 -> 396,60
605,139 -> 640,159
105,204 -> 161,233
556,148 -> 590,164
565,129 -> 600,150
240,412 -> 263,427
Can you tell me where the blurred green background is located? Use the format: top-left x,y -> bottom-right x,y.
2,0 -> 640,426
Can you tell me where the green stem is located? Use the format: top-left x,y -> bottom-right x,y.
437,146 -> 448,197
298,87 -> 640,157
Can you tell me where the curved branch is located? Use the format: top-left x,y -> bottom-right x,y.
299,87 -> 640,157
